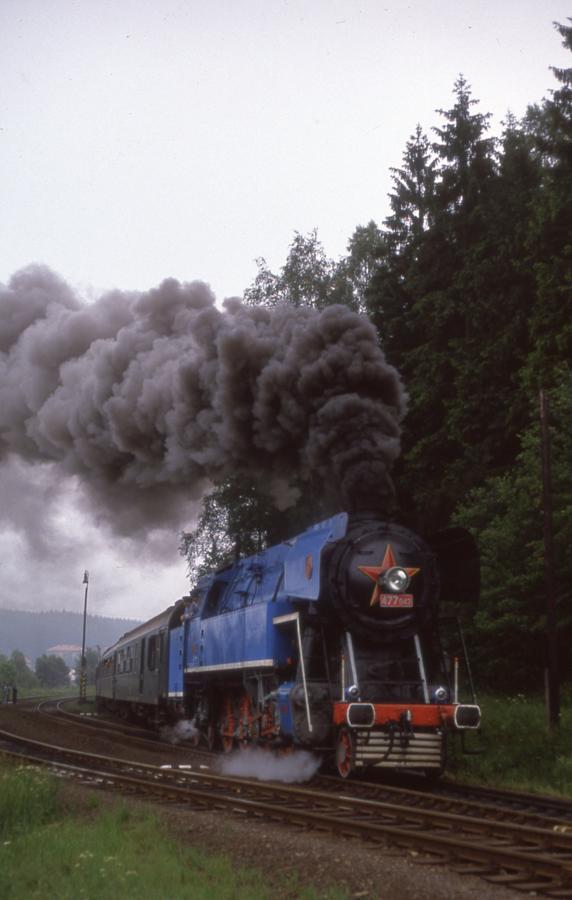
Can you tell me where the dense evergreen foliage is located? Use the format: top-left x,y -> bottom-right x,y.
181,21 -> 571,689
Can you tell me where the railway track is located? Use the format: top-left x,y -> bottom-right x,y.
432,780 -> 572,822
38,697 -> 163,738
31,699 -> 572,828
34,697 -> 204,756
32,699 -> 572,824
314,774 -> 572,830
1,727 -> 572,896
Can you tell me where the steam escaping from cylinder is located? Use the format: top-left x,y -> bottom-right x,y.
160,718 -> 200,745
220,747 -> 321,783
0,265 -> 406,538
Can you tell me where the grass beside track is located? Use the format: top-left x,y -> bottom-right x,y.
0,761 -> 346,899
450,689 -> 572,797
14,686 -> 95,702
60,698 -> 98,715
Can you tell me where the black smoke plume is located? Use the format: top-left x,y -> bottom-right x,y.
0,265 -> 406,537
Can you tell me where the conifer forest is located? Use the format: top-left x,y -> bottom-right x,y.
181,21 -> 572,691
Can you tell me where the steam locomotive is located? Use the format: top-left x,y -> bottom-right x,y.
95,512 -> 481,778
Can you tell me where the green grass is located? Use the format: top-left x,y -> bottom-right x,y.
1,810 -> 275,899
0,762 -> 347,899
15,686 -> 93,701
449,688 -> 572,797
0,764 -> 59,840
61,698 -> 98,715
6,691 -> 571,898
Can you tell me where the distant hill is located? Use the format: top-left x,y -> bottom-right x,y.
0,608 -> 141,663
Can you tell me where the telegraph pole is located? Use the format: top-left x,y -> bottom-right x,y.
539,390 -> 559,731
79,570 -> 89,703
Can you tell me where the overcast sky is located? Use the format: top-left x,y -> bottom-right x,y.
1,0 -> 569,623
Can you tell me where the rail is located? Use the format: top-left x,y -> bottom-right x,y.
1,728 -> 572,896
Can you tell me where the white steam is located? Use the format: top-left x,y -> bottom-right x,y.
161,718 -> 199,745
220,747 -> 321,783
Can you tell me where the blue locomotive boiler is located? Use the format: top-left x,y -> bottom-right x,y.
96,511 -> 480,777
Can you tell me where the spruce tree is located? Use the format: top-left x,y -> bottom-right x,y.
393,79 -> 496,531
525,20 -> 572,391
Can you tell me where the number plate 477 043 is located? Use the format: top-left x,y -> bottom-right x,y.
378,594 -> 414,608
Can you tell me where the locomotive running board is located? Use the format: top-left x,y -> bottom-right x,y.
184,659 -> 274,673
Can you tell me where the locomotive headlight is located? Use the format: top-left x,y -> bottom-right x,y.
432,685 -> 449,703
381,566 -> 410,593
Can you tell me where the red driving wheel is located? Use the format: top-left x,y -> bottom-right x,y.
219,698 -> 235,753
336,727 -> 355,779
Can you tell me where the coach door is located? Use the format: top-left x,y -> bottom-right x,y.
139,637 -> 145,693
112,651 -> 117,701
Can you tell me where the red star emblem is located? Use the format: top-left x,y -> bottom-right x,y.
358,545 -> 420,607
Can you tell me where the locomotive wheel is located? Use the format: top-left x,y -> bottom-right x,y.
237,694 -> 254,747
336,727 -> 355,779
259,707 -> 278,741
206,721 -> 216,752
219,698 -> 235,753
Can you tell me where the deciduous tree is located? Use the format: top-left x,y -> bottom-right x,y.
35,655 -> 69,688
73,647 -> 100,686
10,650 -> 38,689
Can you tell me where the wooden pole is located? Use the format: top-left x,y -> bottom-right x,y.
539,390 -> 559,731
79,570 -> 89,703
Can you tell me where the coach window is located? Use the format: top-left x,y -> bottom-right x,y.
147,636 -> 157,672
